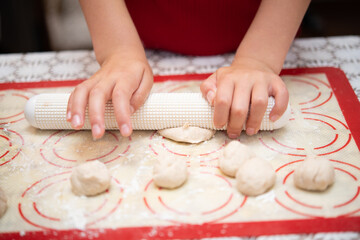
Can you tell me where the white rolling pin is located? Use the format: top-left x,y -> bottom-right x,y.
24,93 -> 291,131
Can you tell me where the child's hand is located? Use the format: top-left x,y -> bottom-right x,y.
200,57 -> 289,138
66,52 -> 153,139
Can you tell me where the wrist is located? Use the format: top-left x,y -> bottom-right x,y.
96,44 -> 147,66
231,56 -> 280,74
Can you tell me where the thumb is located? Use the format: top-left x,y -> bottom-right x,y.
200,72 -> 217,106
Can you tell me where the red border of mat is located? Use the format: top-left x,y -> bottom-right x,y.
1,67 -> 360,239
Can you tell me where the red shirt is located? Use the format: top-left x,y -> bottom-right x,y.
125,0 -> 261,56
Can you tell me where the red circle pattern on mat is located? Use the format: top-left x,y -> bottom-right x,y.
143,171 -> 247,224
0,128 -> 24,166
0,90 -> 35,125
274,159 -> 360,218
258,112 -> 351,157
40,130 -> 131,168
288,76 -> 333,110
18,171 -> 123,230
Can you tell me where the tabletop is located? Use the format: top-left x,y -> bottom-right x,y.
0,36 -> 360,240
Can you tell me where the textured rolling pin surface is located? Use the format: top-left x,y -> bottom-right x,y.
25,93 -> 290,130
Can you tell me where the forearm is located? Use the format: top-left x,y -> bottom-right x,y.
79,0 -> 145,64
234,0 -> 311,74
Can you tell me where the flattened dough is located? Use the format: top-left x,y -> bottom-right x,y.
294,158 -> 335,191
71,160 -> 111,196
0,187 -> 7,218
236,157 -> 276,196
153,155 -> 188,189
219,141 -> 256,177
158,124 -> 215,144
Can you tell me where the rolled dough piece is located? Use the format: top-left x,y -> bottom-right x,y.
219,140 -> 256,177
71,160 -> 111,196
153,155 -> 188,189
0,187 -> 7,218
294,158 -> 335,191
157,123 -> 215,144
236,157 -> 276,196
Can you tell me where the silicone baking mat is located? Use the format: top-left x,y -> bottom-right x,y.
0,67 -> 359,239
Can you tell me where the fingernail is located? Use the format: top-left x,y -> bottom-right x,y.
120,124 -> 131,136
228,133 -> 238,139
206,91 -> 215,105
66,111 -> 71,121
270,114 -> 279,122
246,128 -> 255,135
71,115 -> 81,128
92,124 -> 101,139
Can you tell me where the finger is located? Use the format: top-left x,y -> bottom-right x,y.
70,78 -> 98,130
269,79 -> 289,121
213,79 -> 234,129
88,79 -> 116,140
66,92 -> 74,122
227,84 -> 251,138
129,69 -> 153,112
246,83 -> 269,135
112,79 -> 133,137
200,72 -> 217,106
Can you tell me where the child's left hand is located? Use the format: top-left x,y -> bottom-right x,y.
200,57 -> 289,138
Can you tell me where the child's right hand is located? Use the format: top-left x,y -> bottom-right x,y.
66,51 -> 153,140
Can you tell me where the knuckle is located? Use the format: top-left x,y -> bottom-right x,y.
276,80 -> 287,90
200,81 -> 211,91
232,106 -> 247,118
73,83 -> 89,94
130,95 -> 144,108
258,71 -> 267,79
89,114 -> 102,124
112,90 -> 122,100
113,107 -> 125,122
218,73 -> 233,84
216,68 -> 232,81
215,67 -> 225,77
112,88 -> 127,100
216,96 -> 231,107
274,78 -> 288,92
129,61 -> 147,72
105,72 -> 123,83
252,96 -> 268,108
89,86 -> 106,98
280,86 -> 289,98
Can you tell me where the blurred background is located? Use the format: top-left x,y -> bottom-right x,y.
0,0 -> 359,54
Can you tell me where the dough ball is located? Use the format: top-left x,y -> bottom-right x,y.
158,123 -> 215,144
294,158 -> 335,191
71,160 -> 111,196
0,187 -> 7,218
219,141 -> 256,177
236,157 -> 276,196
153,155 -> 188,189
